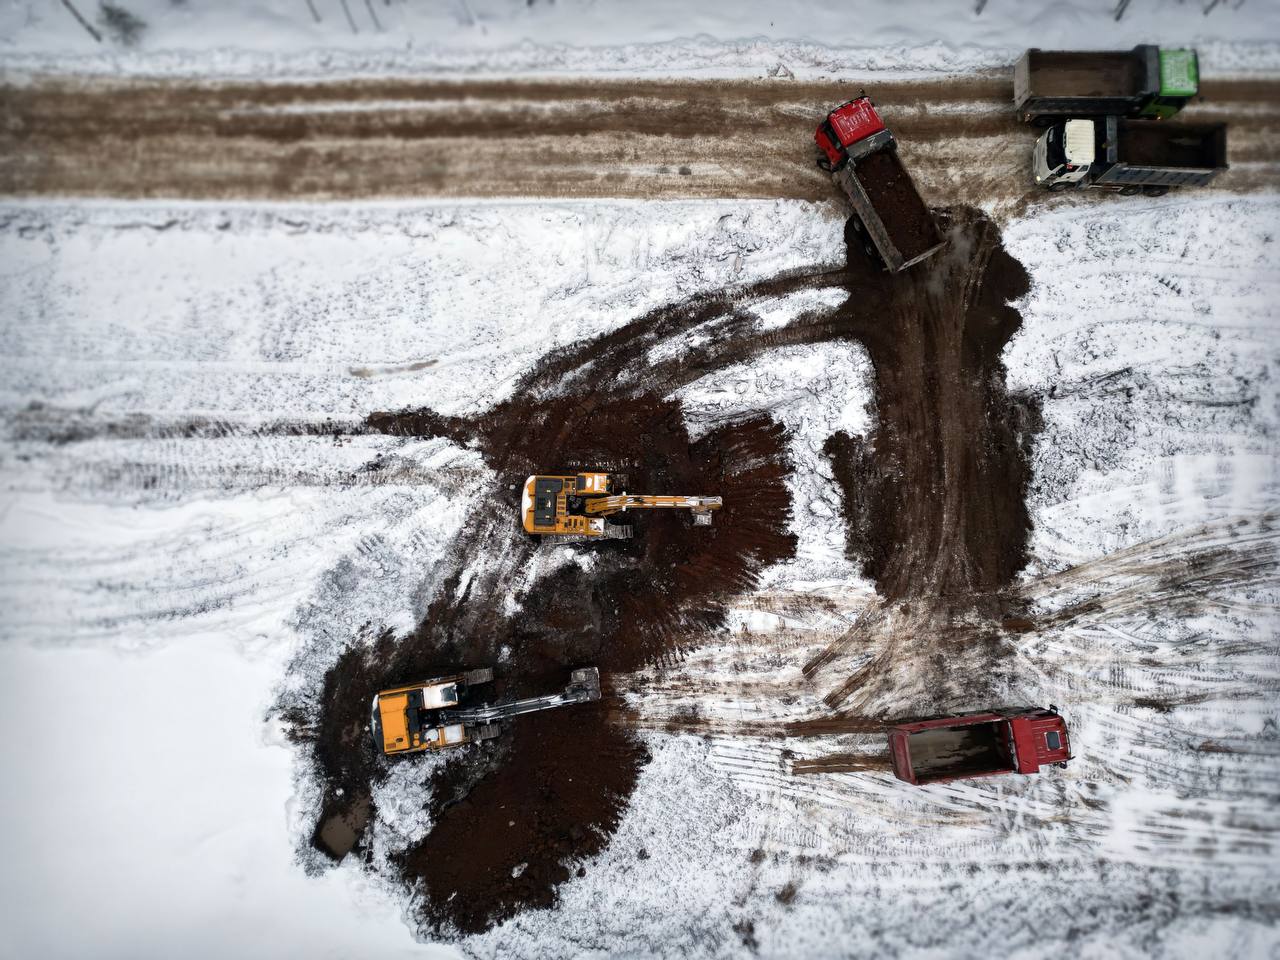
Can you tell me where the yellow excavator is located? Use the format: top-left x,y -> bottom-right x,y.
371,667 -> 601,756
521,472 -> 722,538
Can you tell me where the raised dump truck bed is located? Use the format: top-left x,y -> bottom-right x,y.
835,148 -> 942,270
817,97 -> 944,273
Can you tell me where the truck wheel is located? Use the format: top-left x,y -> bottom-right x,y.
862,241 -> 881,267
850,217 -> 865,235
1142,186 -> 1169,198
1046,182 -> 1072,193
1031,116 -> 1057,128
1119,186 -> 1142,197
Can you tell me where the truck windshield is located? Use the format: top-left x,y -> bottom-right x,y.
1045,125 -> 1068,171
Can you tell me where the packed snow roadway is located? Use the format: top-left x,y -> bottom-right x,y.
2,30 -> 1279,960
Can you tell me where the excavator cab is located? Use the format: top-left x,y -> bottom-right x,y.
371,668 -> 494,755
521,472 -> 722,538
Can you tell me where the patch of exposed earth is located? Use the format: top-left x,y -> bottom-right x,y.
275,203 -> 1048,935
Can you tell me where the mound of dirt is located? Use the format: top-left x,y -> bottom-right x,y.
403,698 -> 646,934
823,206 -> 1036,601
296,392 -> 797,930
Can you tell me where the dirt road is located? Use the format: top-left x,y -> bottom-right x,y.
3,75 -> 1277,206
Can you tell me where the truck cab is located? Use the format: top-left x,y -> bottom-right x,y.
1144,48 -> 1200,119
1034,119 -> 1096,189
815,96 -> 893,171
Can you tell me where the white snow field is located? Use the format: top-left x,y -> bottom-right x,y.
1,188 -> 1277,957
2,1 -> 1279,956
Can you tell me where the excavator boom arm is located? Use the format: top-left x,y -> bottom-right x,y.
585,494 -> 723,516
444,668 -> 602,725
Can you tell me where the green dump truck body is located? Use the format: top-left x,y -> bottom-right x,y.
1015,45 -> 1199,123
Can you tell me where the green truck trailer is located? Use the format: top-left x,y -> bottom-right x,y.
1014,45 -> 1199,124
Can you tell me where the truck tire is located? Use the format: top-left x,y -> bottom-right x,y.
1047,182 -> 1072,193
1031,116 -> 1056,128
850,217 -> 865,235
862,241 -> 882,267
1143,186 -> 1170,198
1119,185 -> 1142,197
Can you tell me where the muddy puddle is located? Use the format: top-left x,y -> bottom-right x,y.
279,204 -> 1039,936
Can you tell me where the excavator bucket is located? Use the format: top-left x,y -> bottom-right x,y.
568,667 -> 602,699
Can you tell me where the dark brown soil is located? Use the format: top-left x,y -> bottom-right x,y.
854,148 -> 941,261
403,699 -> 646,935
297,386 -> 797,931
373,398 -> 799,674
821,207 -> 1036,600
281,203 -> 1042,938
1119,122 -> 1224,168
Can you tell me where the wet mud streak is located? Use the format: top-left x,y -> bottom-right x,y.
823,207 -> 1034,603
800,208 -> 1038,714
4,75 -> 1278,202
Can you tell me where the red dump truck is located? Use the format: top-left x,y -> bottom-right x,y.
890,707 -> 1071,786
815,97 -> 945,273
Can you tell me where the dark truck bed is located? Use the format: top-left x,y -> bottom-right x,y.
904,721 -> 1013,784
835,146 -> 943,271
1014,46 -> 1155,120
1096,117 -> 1228,188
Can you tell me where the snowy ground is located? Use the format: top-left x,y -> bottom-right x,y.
2,1 -> 1279,955
2,186 -> 1277,956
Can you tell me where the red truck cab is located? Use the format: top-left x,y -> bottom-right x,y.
815,97 -> 892,171
889,707 -> 1071,786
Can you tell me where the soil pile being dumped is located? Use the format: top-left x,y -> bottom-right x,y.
854,148 -> 941,260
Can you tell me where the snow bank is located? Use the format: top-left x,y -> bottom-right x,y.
3,0 -> 1278,78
